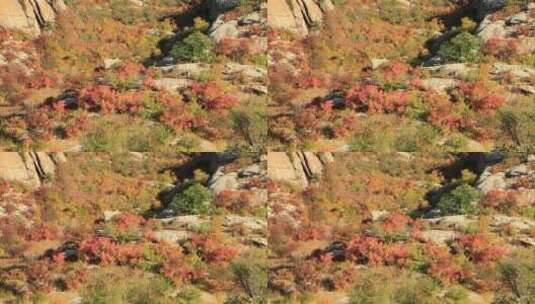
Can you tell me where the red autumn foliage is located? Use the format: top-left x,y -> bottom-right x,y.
79,237 -> 117,265
158,92 -> 198,133
293,226 -> 327,241
191,82 -> 238,112
483,37 -> 518,60
113,60 -> 145,81
64,113 -> 91,138
26,225 -> 61,241
26,110 -> 55,140
215,37 -> 251,59
190,234 -> 238,264
379,213 -> 413,234
426,91 -> 475,130
78,236 -> 147,266
381,61 -> 412,81
301,76 -> 324,89
454,234 -> 508,264
294,260 -> 323,291
0,180 -> 11,196
332,266 -> 359,290
345,236 -> 409,266
26,260 -> 55,292
346,84 -> 410,114
112,242 -> 145,265
113,213 -> 146,232
79,84 -> 118,114
457,81 -> 506,112
157,242 -> 200,284
294,107 -> 323,140
480,189 -> 519,213
214,189 -> 255,213
79,84 -> 144,114
425,243 -> 470,284
346,84 -> 383,112
331,113 -> 359,138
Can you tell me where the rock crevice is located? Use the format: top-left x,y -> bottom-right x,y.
0,0 -> 66,36
0,152 -> 66,189
268,0 -> 334,37
267,151 -> 334,189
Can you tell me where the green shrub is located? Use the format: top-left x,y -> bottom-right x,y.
170,183 -> 213,215
170,31 -> 215,63
231,103 -> 267,152
348,267 -> 440,304
436,184 -> 481,215
230,259 -> 268,302
443,134 -> 469,152
348,117 -> 438,152
82,118 -> 174,152
444,286 -> 469,303
499,99 -> 535,153
438,31 -> 481,63
494,249 -> 535,304
175,286 -> 202,304
81,269 -> 172,304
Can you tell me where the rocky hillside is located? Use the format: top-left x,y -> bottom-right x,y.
0,152 -> 267,303
0,0 -> 267,152
268,152 -> 535,303
268,0 -> 535,152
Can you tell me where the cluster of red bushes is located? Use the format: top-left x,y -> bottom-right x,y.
79,84 -> 144,114
424,91 -> 476,131
190,234 -> 238,264
214,189 -> 256,214
456,81 -> 506,112
216,37 -> 251,59
453,234 -> 508,264
424,243 -> 472,284
483,37 -> 519,60
78,236 -> 144,265
481,189 -> 520,213
190,82 -> 238,112
346,84 -> 412,114
345,236 -> 410,266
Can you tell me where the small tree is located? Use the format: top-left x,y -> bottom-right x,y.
436,184 -> 481,215
438,31 -> 481,63
170,183 -> 213,215
170,31 -> 215,63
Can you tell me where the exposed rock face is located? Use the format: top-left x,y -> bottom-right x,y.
157,62 -> 266,94
268,0 -> 334,37
476,3 -> 535,54
209,4 -> 267,48
420,78 -> 458,93
267,152 -> 308,188
418,230 -> 457,245
267,152 -> 334,189
151,78 -> 192,92
208,157 -> 267,208
476,156 -> 535,205
0,0 -> 66,37
0,153 -> 40,188
424,60 -> 535,96
0,152 -> 66,189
